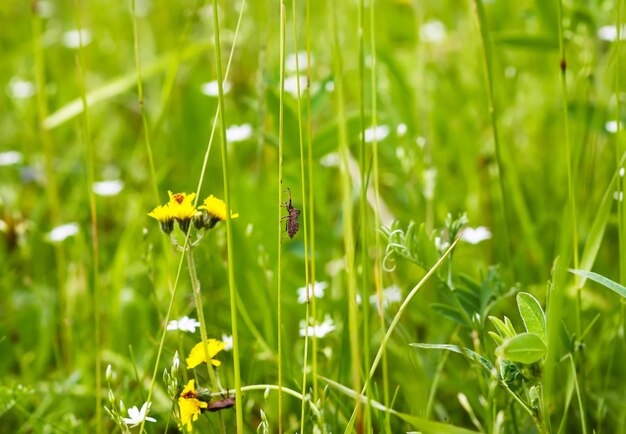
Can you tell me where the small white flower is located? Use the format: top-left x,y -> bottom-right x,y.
0,151 -> 24,166
299,315 -> 335,338
166,316 -> 201,333
123,402 -> 156,427
47,223 -> 79,243
614,191 -> 624,202
621,167 -> 625,177
221,334 -> 233,351
286,51 -> 312,73
92,180 -> 124,197
434,236 -> 450,253
172,351 -> 180,371
324,81 -> 335,92
201,80 -> 232,97
283,75 -> 307,97
606,120 -> 623,134
420,20 -> 446,43
7,78 -> 35,99
226,124 -> 253,142
297,281 -> 328,304
363,125 -> 390,143
461,226 -> 492,244
598,25 -> 626,42
62,28 -> 92,49
320,152 -> 340,168
369,285 -> 403,310
396,123 -> 407,136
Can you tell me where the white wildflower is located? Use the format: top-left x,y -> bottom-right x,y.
461,226 -> 492,244
92,180 -> 124,197
226,124 -> 253,142
47,223 -> 79,243
166,316 -> 201,333
123,402 -> 156,427
299,315 -> 335,338
297,281 -> 328,304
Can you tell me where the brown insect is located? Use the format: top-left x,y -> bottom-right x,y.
281,188 -> 300,239
206,396 -> 236,412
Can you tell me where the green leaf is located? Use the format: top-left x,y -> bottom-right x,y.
489,316 -> 515,339
517,292 -> 546,338
488,331 -> 503,346
320,376 -> 482,434
410,343 -> 494,374
496,333 -> 547,364
568,269 -> 626,299
431,303 -> 470,327
579,161 -> 625,284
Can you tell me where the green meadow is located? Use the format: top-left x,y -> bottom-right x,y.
1,0 -> 625,432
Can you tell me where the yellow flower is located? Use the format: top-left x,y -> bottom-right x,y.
167,191 -> 197,221
178,380 -> 208,432
198,195 -> 239,229
148,204 -> 175,234
186,339 -> 225,369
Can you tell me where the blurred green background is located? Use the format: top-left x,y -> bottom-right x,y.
0,0 -> 624,432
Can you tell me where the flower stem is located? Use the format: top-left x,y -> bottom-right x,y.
185,248 -> 221,392
210,0 -> 244,430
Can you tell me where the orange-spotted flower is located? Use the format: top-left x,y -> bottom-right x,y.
197,195 -> 239,229
186,339 -> 225,369
148,191 -> 198,234
178,380 -> 208,431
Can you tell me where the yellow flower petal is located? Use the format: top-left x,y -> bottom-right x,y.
147,204 -> 173,222
198,195 -> 239,222
186,339 -> 226,369
178,380 -> 208,432
167,191 -> 197,221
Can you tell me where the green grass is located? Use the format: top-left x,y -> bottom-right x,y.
1,0 -> 625,433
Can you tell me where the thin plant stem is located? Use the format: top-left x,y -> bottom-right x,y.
32,0 -> 70,371
343,236 -> 462,433
367,0 -> 391,430
211,0 -> 244,430
73,2 -> 102,433
357,0 -> 373,430
137,3 -> 246,433
471,0 -> 513,275
289,0 -> 314,432
304,0 -> 320,404
185,248 -> 222,392
277,3 -> 287,433
556,1 -> 587,425
615,0 -> 625,284
328,0 -> 362,423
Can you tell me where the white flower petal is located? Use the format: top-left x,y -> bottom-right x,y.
222,334 -> 233,351
363,125 -> 390,143
420,20 -> 446,43
297,281 -> 328,304
63,28 -> 92,49
47,223 -> 79,243
226,124 -> 253,142
92,180 -> 124,197
0,151 -> 24,166
201,80 -> 232,97
7,78 -> 35,99
461,226 -> 492,244
286,51 -> 312,73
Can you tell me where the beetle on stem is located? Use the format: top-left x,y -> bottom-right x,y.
281,188 -> 300,239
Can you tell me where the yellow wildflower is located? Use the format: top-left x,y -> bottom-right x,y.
186,339 -> 225,369
178,380 -> 208,431
167,191 -> 197,221
198,195 -> 239,229
147,204 -> 175,234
